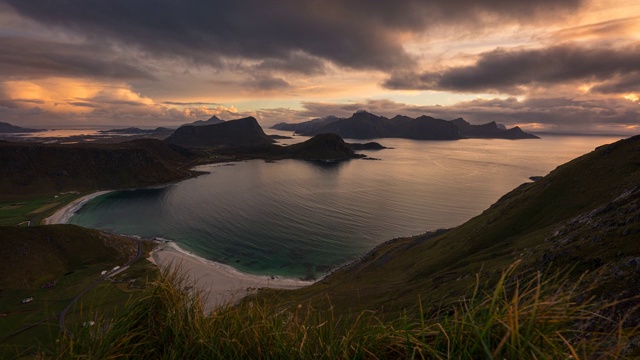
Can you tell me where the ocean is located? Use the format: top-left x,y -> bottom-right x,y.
68,133 -> 622,279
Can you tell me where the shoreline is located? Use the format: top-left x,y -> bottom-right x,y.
44,190 -> 112,224
149,242 -> 315,312
42,187 -> 314,311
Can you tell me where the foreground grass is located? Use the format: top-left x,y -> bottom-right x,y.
54,263 -> 639,359
0,260 -> 156,358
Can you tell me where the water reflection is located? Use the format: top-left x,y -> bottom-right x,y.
70,135 -> 623,278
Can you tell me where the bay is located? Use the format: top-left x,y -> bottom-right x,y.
68,134 -> 622,279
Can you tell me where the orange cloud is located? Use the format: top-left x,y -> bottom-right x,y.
3,77 -> 158,113
4,78 -> 100,113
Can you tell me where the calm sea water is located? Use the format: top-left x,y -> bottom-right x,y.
68,134 -> 622,279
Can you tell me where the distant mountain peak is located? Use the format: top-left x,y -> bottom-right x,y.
180,115 -> 225,127
270,111 -> 538,140
166,116 -> 273,148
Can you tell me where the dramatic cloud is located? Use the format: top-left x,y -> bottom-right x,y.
384,43 -> 640,94
244,75 -> 291,92
0,37 -> 153,80
1,0 -> 638,135
2,0 -> 584,74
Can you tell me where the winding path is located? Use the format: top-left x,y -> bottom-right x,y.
58,238 -> 143,335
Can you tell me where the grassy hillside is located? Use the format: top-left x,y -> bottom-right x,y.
4,135 -> 640,358
0,225 -> 156,357
270,135 -> 640,316
0,225 -> 137,289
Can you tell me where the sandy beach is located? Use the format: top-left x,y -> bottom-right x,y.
44,191 -> 112,224
43,189 -> 314,311
150,244 -> 314,312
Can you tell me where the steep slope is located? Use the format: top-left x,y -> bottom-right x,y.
165,116 -> 274,148
394,115 -> 462,140
272,116 -> 340,133
274,135 -> 640,314
0,139 -> 195,200
312,111 -> 393,139
0,225 -> 136,289
452,118 -> 539,139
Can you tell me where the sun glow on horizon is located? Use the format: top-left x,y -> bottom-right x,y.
624,94 -> 639,102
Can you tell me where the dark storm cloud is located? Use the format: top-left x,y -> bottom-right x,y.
256,52 -> 327,75
0,37 -> 154,80
384,43 -> 640,93
3,0 -> 585,74
591,73 -> 640,94
244,75 -> 291,91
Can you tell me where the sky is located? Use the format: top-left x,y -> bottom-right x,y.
0,0 -> 639,134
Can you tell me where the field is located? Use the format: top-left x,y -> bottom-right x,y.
0,192 -> 84,226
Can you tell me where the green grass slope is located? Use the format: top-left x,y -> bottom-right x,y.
271,135 -> 640,316
0,225 -> 152,357
0,225 -> 137,289
40,135 -> 640,359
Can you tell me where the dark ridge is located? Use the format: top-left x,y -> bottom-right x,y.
165,116 -> 274,148
272,116 -> 340,133
180,115 -> 225,127
0,121 -> 41,133
98,127 -> 173,134
270,111 -> 537,140
0,139 -> 195,200
285,133 -> 360,161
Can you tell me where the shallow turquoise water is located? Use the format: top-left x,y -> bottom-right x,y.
69,134 -> 622,279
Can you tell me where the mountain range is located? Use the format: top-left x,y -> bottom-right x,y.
180,115 -> 225,127
272,110 -> 539,140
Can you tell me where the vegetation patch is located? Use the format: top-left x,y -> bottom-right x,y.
53,264 -> 639,359
0,193 -> 82,226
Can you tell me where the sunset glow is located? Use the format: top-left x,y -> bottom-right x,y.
0,0 -> 637,133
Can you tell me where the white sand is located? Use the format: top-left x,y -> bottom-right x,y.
44,191 -> 111,224
44,189 -> 314,311
150,243 -> 314,312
